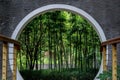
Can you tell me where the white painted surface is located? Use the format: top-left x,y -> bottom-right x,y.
11,4 -> 106,80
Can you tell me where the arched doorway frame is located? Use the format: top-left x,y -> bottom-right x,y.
11,4 -> 107,80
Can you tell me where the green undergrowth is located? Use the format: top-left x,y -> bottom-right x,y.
97,66 -> 120,80
20,68 -> 98,80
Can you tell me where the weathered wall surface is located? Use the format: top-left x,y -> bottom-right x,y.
0,0 -> 120,79
0,0 -> 120,38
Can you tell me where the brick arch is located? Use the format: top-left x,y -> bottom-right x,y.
11,4 -> 106,80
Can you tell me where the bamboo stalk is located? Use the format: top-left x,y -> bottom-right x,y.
2,42 -> 8,80
103,45 -> 107,71
13,45 -> 17,80
112,44 -> 117,80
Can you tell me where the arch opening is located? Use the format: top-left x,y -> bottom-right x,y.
11,4 -> 106,80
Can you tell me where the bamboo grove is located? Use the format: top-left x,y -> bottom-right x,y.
17,11 -> 101,73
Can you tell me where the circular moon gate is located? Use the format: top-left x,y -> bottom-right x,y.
11,4 -> 106,80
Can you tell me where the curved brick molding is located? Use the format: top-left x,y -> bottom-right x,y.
11,4 -> 106,80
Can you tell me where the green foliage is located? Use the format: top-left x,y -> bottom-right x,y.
18,10 -> 101,79
97,66 -> 120,80
20,68 -> 98,80
97,71 -> 112,80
